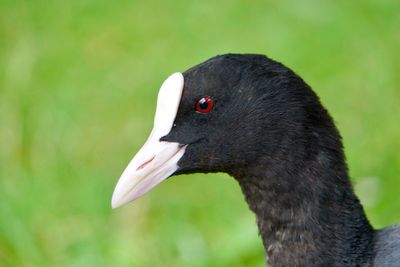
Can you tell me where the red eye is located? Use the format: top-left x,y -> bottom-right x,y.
195,97 -> 214,113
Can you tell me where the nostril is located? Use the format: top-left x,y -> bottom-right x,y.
137,156 -> 155,170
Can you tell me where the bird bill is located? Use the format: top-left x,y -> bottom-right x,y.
112,73 -> 185,208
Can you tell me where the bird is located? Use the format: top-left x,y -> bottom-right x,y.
111,54 -> 400,266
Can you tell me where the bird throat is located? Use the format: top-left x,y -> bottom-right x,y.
233,155 -> 375,267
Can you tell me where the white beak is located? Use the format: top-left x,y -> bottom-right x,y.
111,73 -> 186,208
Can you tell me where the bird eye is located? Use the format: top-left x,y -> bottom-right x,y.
195,97 -> 214,113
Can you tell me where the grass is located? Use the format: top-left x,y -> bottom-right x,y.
0,0 -> 399,266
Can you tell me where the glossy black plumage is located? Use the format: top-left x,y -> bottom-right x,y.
159,54 -> 399,266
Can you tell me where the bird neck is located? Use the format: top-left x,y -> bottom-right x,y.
233,150 -> 375,267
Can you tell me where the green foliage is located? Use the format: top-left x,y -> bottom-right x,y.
0,1 -> 399,266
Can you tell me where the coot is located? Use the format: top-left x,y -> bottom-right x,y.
112,54 -> 400,267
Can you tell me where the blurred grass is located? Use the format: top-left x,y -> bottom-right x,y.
0,0 -> 399,266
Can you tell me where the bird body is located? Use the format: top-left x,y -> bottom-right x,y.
112,54 -> 400,266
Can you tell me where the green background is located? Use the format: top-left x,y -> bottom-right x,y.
1,0 -> 399,266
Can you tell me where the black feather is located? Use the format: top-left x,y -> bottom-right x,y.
160,54 -> 399,266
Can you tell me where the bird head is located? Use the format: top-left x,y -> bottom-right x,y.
111,54 -> 332,208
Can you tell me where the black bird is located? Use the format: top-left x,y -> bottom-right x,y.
112,54 -> 400,266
